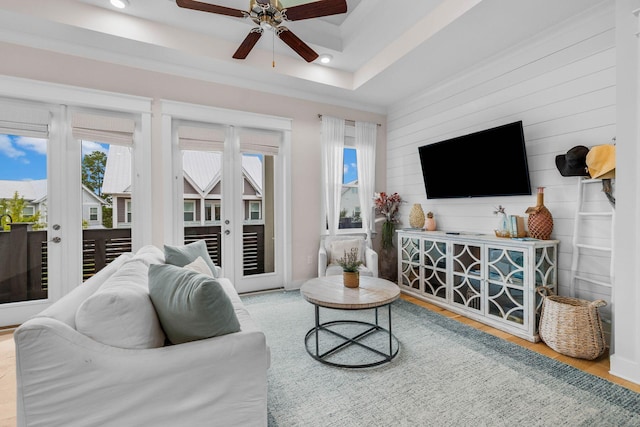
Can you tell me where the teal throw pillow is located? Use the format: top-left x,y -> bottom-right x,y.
148,264 -> 240,344
164,240 -> 218,278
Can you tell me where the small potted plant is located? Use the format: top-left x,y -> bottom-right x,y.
337,247 -> 363,288
424,211 -> 436,231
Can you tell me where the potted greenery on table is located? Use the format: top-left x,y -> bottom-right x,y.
337,247 -> 363,288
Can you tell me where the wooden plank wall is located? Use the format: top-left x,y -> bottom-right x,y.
386,4 -> 616,323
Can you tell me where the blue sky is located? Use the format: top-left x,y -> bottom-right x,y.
343,147 -> 357,184
1,133 -> 354,183
0,134 -> 108,180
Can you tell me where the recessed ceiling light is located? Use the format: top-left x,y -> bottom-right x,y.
319,54 -> 333,64
110,0 -> 130,9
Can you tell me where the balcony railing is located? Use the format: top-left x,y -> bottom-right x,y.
0,224 -> 265,304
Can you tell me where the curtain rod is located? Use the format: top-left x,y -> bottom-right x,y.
317,114 -> 381,127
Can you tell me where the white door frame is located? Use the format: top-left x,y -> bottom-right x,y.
0,76 -> 151,327
161,100 -> 292,292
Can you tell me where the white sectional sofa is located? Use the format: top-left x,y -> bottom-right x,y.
14,244 -> 270,427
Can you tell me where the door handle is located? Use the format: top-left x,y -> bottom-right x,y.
225,230 -> 230,235
50,237 -> 61,243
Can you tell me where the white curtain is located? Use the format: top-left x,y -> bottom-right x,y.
321,116 -> 345,235
355,121 -> 377,245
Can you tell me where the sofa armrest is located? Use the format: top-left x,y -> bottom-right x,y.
365,246 -> 379,278
15,317 -> 269,427
318,245 -> 328,277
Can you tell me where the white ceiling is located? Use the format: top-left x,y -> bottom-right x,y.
0,0 -> 607,113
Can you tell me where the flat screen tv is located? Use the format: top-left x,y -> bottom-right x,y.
418,121 -> 532,199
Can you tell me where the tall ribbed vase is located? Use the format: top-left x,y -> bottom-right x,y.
526,187 -> 553,240
409,204 -> 425,229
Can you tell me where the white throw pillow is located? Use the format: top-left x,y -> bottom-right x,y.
132,245 -> 165,266
329,239 -> 364,264
184,256 -> 214,277
75,259 -> 165,349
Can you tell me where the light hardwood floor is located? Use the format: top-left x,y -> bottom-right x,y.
0,294 -> 638,427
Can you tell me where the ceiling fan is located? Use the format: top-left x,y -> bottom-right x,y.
176,0 -> 347,63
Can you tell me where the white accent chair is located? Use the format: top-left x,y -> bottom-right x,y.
318,234 -> 379,278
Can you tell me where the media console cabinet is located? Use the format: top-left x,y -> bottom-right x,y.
397,230 -> 559,342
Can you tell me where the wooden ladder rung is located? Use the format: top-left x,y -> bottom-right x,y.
577,212 -> 614,217
575,243 -> 612,252
574,275 -> 613,288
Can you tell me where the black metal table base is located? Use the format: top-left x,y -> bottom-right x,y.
304,304 -> 399,368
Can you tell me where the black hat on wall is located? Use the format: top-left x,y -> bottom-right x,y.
555,145 -> 590,177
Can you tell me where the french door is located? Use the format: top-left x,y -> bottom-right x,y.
166,103 -> 291,294
0,104 -> 83,326
0,80 -> 151,328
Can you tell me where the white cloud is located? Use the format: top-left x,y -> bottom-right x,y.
14,136 -> 47,155
0,134 -> 26,159
81,141 -> 109,157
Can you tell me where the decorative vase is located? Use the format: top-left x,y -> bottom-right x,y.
495,212 -> 510,238
381,220 -> 395,250
343,271 -> 359,288
409,203 -> 425,229
424,212 -> 436,231
526,187 -> 553,240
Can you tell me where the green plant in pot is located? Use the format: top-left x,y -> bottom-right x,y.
337,248 -> 363,288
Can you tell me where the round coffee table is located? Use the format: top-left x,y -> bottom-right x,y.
300,275 -> 400,368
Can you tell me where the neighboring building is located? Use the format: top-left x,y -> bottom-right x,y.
340,181 -> 362,229
0,179 -> 106,228
102,145 -> 263,228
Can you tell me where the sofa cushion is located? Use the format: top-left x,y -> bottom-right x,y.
329,238 -> 364,264
75,259 -> 166,349
148,264 -> 240,344
184,256 -> 214,277
164,240 -> 218,278
133,244 -> 165,266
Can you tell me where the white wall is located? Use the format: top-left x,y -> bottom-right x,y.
388,3 -> 615,299
611,0 -> 640,386
387,1 -> 640,385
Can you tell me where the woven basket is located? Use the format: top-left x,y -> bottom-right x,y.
536,286 -> 607,360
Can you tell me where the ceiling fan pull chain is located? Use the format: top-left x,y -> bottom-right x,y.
272,30 -> 275,68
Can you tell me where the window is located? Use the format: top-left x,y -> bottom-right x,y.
125,200 -> 132,223
249,201 -> 261,220
203,201 -> 221,222
339,146 -> 361,230
89,206 -> 98,221
184,201 -> 195,222
22,206 -> 35,217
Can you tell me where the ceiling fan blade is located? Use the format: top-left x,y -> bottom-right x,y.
176,0 -> 246,18
233,28 -> 263,59
283,0 -> 347,21
277,27 -> 319,63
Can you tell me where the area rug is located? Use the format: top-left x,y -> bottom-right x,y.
241,290 -> 640,427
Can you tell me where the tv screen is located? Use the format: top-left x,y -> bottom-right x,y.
418,121 -> 532,199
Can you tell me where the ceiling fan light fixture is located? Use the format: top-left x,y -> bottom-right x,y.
319,54 -> 333,64
110,0 -> 130,9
